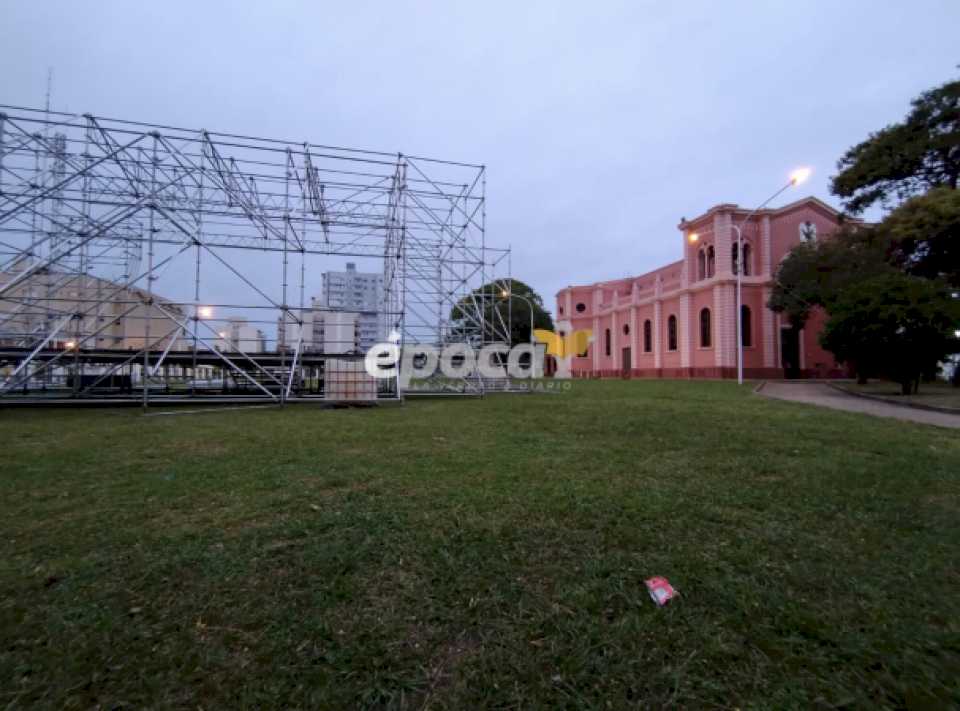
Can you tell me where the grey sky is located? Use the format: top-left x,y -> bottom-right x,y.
3,0 -> 958,311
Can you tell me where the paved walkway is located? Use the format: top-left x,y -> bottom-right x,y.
758,382 -> 960,429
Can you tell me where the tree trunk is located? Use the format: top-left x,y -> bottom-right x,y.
900,379 -> 912,396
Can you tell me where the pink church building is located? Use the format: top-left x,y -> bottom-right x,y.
554,196 -> 856,380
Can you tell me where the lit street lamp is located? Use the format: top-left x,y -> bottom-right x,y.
733,167 -> 811,384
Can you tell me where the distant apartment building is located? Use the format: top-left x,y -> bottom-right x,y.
277,299 -> 361,354
214,317 -> 267,354
319,262 -> 383,350
0,267 -> 188,351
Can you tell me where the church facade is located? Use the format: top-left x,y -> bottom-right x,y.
553,197 -> 856,379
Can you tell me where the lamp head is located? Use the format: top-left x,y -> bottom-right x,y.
789,167 -> 812,186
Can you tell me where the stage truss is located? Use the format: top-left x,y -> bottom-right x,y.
0,105 -> 512,406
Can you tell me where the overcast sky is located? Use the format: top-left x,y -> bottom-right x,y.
3,1 -> 958,311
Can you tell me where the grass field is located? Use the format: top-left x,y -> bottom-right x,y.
2,381 -> 959,709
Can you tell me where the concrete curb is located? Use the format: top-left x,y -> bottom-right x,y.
825,382 -> 960,417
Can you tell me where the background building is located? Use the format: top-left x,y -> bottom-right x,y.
555,196 -> 857,379
214,318 -> 267,354
0,268 -> 188,352
277,299 -> 360,354
319,262 -> 383,350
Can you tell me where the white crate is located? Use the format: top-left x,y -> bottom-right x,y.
325,359 -> 377,401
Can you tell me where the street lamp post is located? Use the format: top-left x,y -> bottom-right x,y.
498,284 -> 536,347
732,167 -> 811,385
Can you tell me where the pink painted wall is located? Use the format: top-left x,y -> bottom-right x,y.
741,285 -> 766,371
769,203 -> 836,268
556,197 -> 854,378
690,288 -> 715,369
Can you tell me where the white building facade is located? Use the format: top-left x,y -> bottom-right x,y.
277,300 -> 361,354
215,317 -> 267,354
319,262 -> 383,351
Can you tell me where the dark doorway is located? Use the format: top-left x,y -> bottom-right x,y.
621,347 -> 632,376
544,355 -> 557,377
781,327 -> 800,378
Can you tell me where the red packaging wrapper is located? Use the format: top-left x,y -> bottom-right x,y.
645,576 -> 678,606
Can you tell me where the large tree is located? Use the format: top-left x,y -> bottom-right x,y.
831,79 -> 960,214
768,224 -> 894,329
449,278 -> 554,345
880,186 -> 960,287
820,273 -> 959,394
772,78 -> 960,389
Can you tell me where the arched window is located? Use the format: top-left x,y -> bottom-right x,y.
706,246 -> 715,277
699,308 -> 711,348
697,249 -> 706,280
742,243 -> 752,276
604,328 -> 611,356
643,319 -> 652,352
623,323 -> 630,336
667,315 -> 677,351
741,305 -> 752,347
731,242 -> 739,275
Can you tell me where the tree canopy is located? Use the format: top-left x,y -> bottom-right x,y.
767,225 -> 893,329
450,278 -> 554,345
771,76 -> 960,390
831,79 -> 960,213
881,186 -> 960,287
820,273 -> 959,394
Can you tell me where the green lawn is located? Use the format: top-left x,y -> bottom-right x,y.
2,381 -> 959,709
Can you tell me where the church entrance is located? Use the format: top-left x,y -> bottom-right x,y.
781,327 -> 801,379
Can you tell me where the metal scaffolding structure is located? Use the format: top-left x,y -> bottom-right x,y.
0,104 -> 511,406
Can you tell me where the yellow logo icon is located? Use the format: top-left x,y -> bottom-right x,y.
533,329 -> 592,358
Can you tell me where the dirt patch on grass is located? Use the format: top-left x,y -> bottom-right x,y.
297,476 -> 376,498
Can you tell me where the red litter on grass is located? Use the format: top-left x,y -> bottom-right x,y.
645,576 -> 678,606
